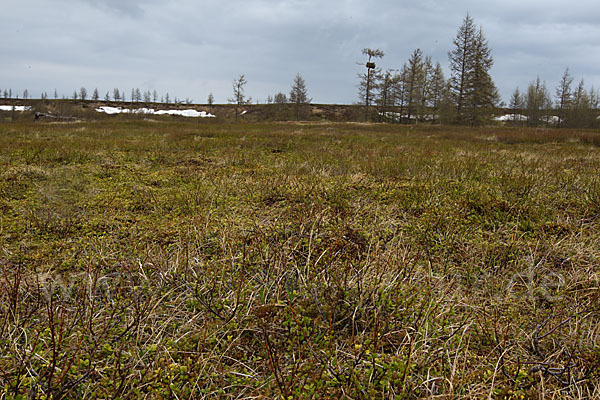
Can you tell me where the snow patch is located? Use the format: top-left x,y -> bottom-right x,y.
155,109 -> 215,118
494,114 -> 527,122
494,114 -> 560,124
96,106 -> 215,118
541,115 -> 560,124
0,105 -> 31,112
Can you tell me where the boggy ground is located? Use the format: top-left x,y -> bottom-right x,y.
0,120 -> 599,399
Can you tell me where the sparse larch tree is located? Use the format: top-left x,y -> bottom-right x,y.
376,69 -> 399,123
274,92 -> 287,104
509,87 -> 524,123
289,73 -> 311,120
555,67 -> 573,127
448,14 -> 498,125
393,65 -> 409,122
207,93 -> 214,105
524,77 -> 552,126
358,48 -> 384,121
405,48 -> 426,123
590,87 -> 600,111
567,79 -> 593,128
466,27 -> 499,125
429,62 -> 447,123
113,88 -> 120,102
79,87 -> 87,101
449,14 -> 476,122
230,75 -> 250,121
92,88 -> 99,101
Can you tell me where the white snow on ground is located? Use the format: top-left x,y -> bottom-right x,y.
96,106 -> 215,118
379,112 -> 418,121
541,115 -> 560,124
494,114 -> 527,122
0,105 -> 31,112
96,106 -> 128,115
494,114 -> 561,124
155,109 -> 215,118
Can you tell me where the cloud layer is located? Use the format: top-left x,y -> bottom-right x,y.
1,0 -> 599,104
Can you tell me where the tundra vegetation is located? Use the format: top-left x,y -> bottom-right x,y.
0,119 -> 599,398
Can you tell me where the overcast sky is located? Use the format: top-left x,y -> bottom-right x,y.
1,0 -> 599,105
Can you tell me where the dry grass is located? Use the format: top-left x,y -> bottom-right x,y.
0,120 -> 599,399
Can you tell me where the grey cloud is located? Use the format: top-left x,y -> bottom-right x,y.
1,0 -> 599,104
78,0 -> 155,17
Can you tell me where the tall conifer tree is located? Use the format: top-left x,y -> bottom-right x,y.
448,14 -> 497,125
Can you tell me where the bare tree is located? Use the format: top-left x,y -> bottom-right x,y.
113,88 -> 120,102
79,87 -> 88,101
207,93 -> 214,105
376,69 -> 399,123
229,75 -> 250,121
92,88 -> 99,101
358,48 -> 385,121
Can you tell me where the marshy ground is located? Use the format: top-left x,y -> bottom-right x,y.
0,121 -> 599,398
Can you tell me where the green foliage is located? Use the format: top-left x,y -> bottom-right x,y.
449,14 -> 499,125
